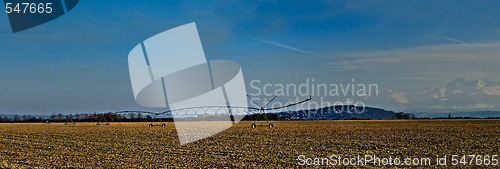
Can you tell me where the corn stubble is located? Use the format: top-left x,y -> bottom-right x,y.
0,120 -> 499,168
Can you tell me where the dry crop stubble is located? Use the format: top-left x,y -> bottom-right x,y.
0,120 -> 499,168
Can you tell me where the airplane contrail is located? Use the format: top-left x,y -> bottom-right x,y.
438,36 -> 487,55
256,39 -> 333,59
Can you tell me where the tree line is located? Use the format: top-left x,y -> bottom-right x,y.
2,112 -> 493,123
0,112 -> 283,123
0,112 -> 174,123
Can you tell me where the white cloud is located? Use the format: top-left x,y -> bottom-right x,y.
440,87 -> 446,98
482,86 -> 500,95
388,90 -> 409,103
453,90 -> 463,94
327,42 -> 500,85
472,103 -> 494,109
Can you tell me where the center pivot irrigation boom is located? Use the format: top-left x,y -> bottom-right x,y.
247,95 -> 311,128
68,96 -> 311,128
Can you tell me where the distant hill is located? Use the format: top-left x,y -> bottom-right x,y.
2,107 -> 498,122
413,111 -> 500,118
273,105 -> 412,120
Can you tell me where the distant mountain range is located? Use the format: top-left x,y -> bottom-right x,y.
413,111 -> 500,118
379,78 -> 500,114
275,105 -> 500,119
275,105 -> 412,120
2,106 -> 499,121
4,77 -> 500,119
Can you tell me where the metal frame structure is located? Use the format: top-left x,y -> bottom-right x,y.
64,116 -> 75,125
246,95 -> 311,128
56,96 -> 311,128
96,114 -> 110,126
148,113 -> 166,127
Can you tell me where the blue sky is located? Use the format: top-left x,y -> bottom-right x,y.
1,0 -> 500,114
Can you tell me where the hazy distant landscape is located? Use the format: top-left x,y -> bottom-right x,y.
378,78 -> 500,113
1,103 -> 499,123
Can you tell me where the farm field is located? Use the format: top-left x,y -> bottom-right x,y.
0,120 -> 499,168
